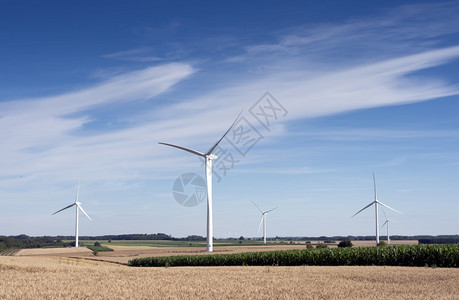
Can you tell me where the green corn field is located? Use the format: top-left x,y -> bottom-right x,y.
128,244 -> 459,268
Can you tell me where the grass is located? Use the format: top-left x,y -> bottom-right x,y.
129,244 -> 459,268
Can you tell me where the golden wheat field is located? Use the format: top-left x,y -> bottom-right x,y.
1,244 -> 459,300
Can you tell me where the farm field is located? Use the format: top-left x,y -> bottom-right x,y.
1,255 -> 458,299
17,243 -> 308,264
76,239 -> 418,248
15,240 -> 419,264
79,239 -> 269,247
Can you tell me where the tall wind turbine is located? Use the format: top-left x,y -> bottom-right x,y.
159,111 -> 242,252
52,184 -> 92,247
252,201 -> 278,244
352,173 -> 401,245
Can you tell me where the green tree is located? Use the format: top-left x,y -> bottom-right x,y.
338,240 -> 353,248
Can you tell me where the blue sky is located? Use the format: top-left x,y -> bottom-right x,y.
1,1 -> 459,238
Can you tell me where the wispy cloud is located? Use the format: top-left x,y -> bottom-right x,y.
0,63 -> 195,185
292,128 -> 459,142
102,47 -> 164,62
235,166 -> 335,175
242,2 -> 459,61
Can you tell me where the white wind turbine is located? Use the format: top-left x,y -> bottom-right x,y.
252,201 -> 278,244
381,208 -> 393,244
352,173 -> 401,245
159,111 -> 242,252
52,184 -> 92,247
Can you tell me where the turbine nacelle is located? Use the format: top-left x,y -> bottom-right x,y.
207,154 -> 218,160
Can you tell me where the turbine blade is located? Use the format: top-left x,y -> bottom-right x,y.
158,142 -> 205,157
265,207 -> 278,213
378,201 -> 401,214
381,206 -> 388,220
381,220 -> 388,228
52,203 -> 75,215
373,172 -> 377,201
206,110 -> 243,155
77,203 -> 92,221
75,183 -> 80,203
251,201 -> 263,213
352,201 -> 374,218
258,215 -> 264,233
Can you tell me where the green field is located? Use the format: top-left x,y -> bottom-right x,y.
129,244 -> 459,268
78,239 -> 273,247
85,245 -> 114,252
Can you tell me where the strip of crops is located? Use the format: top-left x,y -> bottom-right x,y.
128,244 -> 459,268
86,245 -> 113,252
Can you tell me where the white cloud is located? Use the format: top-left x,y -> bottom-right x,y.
244,2 -> 459,60
0,63 -> 195,183
2,44 -> 459,197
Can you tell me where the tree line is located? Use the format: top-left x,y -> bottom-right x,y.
0,235 -> 73,252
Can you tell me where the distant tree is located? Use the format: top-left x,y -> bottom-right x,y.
377,241 -> 387,247
306,244 -> 314,249
94,241 -> 101,247
186,235 -> 205,241
239,236 -> 245,241
316,243 -> 328,249
338,240 -> 353,248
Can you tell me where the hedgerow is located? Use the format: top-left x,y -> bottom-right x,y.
128,244 -> 459,268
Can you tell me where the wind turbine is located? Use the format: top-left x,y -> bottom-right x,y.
252,201 -> 278,244
381,208 -> 393,244
352,173 -> 401,245
159,111 -> 242,252
52,184 -> 92,247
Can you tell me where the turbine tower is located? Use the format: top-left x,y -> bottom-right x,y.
252,201 -> 278,244
352,173 -> 401,245
52,183 -> 92,247
159,111 -> 242,252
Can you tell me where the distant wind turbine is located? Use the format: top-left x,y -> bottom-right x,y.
52,184 -> 92,247
352,173 -> 401,245
381,208 -> 393,244
252,201 -> 278,244
159,111 -> 242,252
